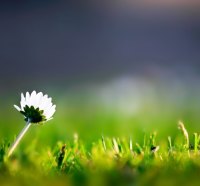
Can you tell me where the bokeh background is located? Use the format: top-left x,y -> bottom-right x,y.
0,0 -> 200,145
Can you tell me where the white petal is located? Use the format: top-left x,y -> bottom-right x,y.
21,93 -> 25,101
43,98 -> 53,114
14,105 -> 21,111
39,95 -> 48,111
20,93 -> 26,109
43,101 -> 52,114
25,92 -> 30,106
43,103 -> 54,118
33,92 -> 43,108
44,98 -> 53,110
20,101 -> 26,110
46,105 -> 56,119
46,117 -> 53,122
30,91 -> 36,106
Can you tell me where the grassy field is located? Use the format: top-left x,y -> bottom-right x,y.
1,83 -> 200,186
1,121 -> 200,186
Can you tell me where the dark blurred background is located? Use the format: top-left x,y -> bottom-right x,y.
0,0 -> 200,141
0,0 -> 200,91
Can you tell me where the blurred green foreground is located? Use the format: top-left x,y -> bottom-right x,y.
1,77 -> 200,185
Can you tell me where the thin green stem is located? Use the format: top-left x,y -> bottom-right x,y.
129,137 -> 133,152
101,135 -> 107,152
8,120 -> 31,157
194,133 -> 200,153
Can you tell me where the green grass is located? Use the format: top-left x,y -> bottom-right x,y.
1,87 -> 200,186
1,122 -> 200,186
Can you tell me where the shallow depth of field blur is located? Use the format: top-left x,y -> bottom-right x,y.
0,0 -> 200,185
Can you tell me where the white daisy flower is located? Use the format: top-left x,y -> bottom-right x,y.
14,91 -> 56,123
8,91 -> 56,157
